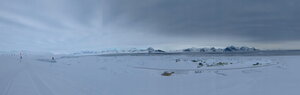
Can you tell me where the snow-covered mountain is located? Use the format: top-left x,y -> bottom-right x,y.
183,47 -> 224,52
182,46 -> 259,53
70,46 -> 258,56
71,47 -> 166,56
224,46 -> 258,52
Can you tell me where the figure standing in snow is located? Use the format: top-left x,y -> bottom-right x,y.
50,57 -> 57,63
19,52 -> 23,63
20,52 -> 23,59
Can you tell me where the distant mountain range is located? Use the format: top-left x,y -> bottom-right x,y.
182,46 -> 258,52
71,46 -> 259,56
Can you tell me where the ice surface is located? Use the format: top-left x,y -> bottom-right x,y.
0,53 -> 299,95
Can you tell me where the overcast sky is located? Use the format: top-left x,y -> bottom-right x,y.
1,0 -> 300,52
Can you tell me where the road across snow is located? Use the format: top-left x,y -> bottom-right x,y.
0,54 -> 299,95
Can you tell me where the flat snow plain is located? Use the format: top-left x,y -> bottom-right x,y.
0,53 -> 299,95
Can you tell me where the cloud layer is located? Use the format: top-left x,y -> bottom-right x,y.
1,0 -> 300,51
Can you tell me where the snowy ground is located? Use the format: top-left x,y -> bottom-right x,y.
0,53 -> 300,95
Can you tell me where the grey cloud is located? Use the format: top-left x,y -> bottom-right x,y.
103,0 -> 300,42
1,0 -> 300,51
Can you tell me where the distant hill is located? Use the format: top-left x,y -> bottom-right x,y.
70,46 -> 259,56
183,46 -> 258,53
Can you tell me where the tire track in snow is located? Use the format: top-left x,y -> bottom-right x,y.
2,77 -> 14,95
27,64 -> 54,95
29,59 -> 90,95
1,62 -> 27,95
